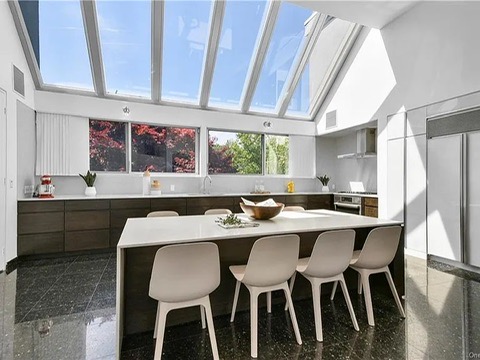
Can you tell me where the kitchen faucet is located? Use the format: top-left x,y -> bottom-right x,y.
203,175 -> 212,194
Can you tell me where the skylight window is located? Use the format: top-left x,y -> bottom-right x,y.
286,18 -> 356,118
208,1 -> 267,110
96,0 -> 151,98
250,2 -> 313,113
161,0 -> 213,104
38,0 -> 93,90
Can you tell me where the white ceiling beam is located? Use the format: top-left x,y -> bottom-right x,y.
277,13 -> 327,118
80,0 -> 106,97
239,1 -> 281,113
309,24 -> 363,119
199,0 -> 226,108
151,0 -> 164,103
8,0 -> 43,88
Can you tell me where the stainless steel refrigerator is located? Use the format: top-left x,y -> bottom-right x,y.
427,108 -> 480,268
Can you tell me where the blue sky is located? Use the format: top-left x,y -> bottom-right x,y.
38,0 -> 317,114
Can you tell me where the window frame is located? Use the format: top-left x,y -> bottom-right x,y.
207,128 -> 290,177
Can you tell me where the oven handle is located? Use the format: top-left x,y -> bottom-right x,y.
334,202 -> 361,209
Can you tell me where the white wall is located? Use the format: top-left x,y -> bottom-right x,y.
314,1 -> 480,256
17,101 -> 35,198
30,91 -> 318,196
0,1 -> 35,267
316,134 -> 377,192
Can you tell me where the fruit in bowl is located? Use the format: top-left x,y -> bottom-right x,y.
240,202 -> 285,220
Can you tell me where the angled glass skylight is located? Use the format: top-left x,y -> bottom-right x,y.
208,0 -> 267,110
38,0 -> 93,90
161,0 -> 213,104
96,0 -> 151,98
286,18 -> 356,118
249,2 -> 313,113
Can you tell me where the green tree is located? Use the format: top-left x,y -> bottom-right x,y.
265,135 -> 289,175
229,133 -> 262,174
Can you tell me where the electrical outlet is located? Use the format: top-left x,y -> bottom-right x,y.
170,185 -> 175,192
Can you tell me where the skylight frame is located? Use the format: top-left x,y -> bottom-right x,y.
239,0 -> 281,113
151,0 -> 165,103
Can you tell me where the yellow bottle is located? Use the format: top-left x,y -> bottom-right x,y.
287,180 -> 295,193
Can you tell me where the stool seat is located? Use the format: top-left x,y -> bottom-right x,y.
229,265 -> 246,281
350,250 -> 361,264
296,257 -> 309,273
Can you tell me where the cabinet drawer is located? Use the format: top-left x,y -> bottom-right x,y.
18,201 -> 64,213
150,198 -> 187,215
65,210 -> 110,231
110,228 -> 123,248
187,197 -> 233,208
111,208 -> 151,229
18,212 -> 65,235
307,195 -> 333,210
111,199 -> 151,210
65,200 -> 110,211
364,206 -> 378,218
18,232 -> 64,255
364,197 -> 378,207
65,230 -> 109,251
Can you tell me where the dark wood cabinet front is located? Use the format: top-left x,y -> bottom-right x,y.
17,193 -> 335,257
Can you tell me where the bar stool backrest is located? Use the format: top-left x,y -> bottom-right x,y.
205,209 -> 233,215
149,242 -> 220,302
242,234 -> 300,287
304,229 -> 355,278
283,206 -> 305,212
147,211 -> 180,217
354,226 -> 402,269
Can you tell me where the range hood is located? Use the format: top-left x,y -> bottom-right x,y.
337,128 -> 377,159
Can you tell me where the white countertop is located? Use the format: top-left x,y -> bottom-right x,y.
118,210 -> 399,249
18,192 -> 336,201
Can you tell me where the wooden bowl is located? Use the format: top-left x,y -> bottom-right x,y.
240,202 -> 285,220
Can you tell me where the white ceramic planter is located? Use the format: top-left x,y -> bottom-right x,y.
85,186 -> 97,197
322,185 -> 330,192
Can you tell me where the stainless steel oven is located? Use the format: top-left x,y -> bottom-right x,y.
334,195 -> 362,215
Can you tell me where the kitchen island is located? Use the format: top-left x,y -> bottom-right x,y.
116,209 -> 403,356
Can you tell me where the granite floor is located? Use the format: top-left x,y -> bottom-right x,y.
0,253 -> 479,360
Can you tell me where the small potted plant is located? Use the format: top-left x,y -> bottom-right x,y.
317,175 -> 330,192
80,170 -> 97,196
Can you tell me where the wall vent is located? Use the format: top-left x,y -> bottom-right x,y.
326,110 -> 337,129
13,65 -> 25,97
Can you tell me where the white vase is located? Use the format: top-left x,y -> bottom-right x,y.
322,185 -> 330,192
85,186 -> 97,197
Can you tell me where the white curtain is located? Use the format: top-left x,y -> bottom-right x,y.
35,113 -> 89,175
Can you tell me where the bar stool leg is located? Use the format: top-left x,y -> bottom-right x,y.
330,281 -> 338,300
202,296 -> 220,360
311,280 -> 323,342
385,268 -> 406,318
153,303 -> 168,360
249,288 -> 259,358
339,276 -> 359,331
230,280 -> 241,322
200,305 -> 206,329
153,302 -> 161,339
283,282 -> 302,345
284,272 -> 296,311
360,272 -> 375,326
358,273 -> 363,294
267,292 -> 272,313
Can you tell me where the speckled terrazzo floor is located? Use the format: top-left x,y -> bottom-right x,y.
0,254 -> 479,359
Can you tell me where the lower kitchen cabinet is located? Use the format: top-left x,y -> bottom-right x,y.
17,193 -> 334,257
363,197 -> 378,218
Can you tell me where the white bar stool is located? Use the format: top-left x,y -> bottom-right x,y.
149,242 -> 220,360
330,226 -> 406,326
147,210 -> 180,217
204,209 -> 232,215
229,234 -> 302,358
283,206 -> 305,211
285,230 -> 359,342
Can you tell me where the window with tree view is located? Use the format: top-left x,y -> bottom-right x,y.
208,131 -> 288,175
89,120 -> 127,172
131,124 -> 196,173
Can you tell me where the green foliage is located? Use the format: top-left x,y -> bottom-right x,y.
79,170 -> 97,187
229,133 -> 262,174
317,175 -> 330,186
265,135 -> 289,175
